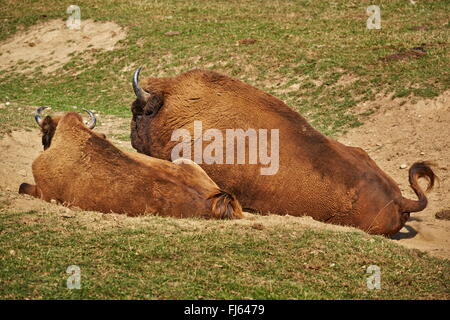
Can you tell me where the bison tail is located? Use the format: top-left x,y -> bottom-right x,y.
208,190 -> 243,219
400,161 -> 436,213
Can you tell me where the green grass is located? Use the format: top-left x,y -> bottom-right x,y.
110,132 -> 131,141
0,210 -> 448,299
0,0 -> 448,136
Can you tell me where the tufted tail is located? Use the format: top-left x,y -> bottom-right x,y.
208,190 -> 243,219
400,161 -> 436,213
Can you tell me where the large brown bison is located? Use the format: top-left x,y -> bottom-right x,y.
19,107 -> 243,219
130,67 -> 436,235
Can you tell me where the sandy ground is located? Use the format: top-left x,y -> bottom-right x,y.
0,19 -> 126,74
0,91 -> 448,259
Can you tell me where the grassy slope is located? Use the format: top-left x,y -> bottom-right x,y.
0,0 -> 449,299
0,209 -> 448,299
0,0 -> 449,135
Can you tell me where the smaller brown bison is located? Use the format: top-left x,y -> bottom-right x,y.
19,107 -> 243,219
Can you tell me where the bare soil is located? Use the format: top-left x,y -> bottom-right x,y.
1,91 -> 448,259
0,19 -> 126,74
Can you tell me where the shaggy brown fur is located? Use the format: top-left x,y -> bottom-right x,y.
19,112 -> 243,219
130,69 -> 436,235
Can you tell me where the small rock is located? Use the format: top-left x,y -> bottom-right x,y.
420,152 -> 425,155
61,212 -> 74,218
251,223 -> 264,230
165,31 -> 181,36
435,209 -> 450,220
5,102 -> 10,106
329,263 -> 336,267
9,250 -> 16,256
50,199 -> 57,204
400,164 -> 407,169
238,38 -> 257,45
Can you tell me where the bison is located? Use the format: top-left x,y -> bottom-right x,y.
19,107 -> 243,219
130,67 -> 436,235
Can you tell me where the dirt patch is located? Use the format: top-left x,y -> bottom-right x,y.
339,90 -> 450,259
0,19 -> 126,74
336,73 -> 358,87
381,46 -> 427,62
0,130 -> 41,192
238,38 -> 258,45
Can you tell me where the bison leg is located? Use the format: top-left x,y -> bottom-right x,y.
19,183 -> 41,198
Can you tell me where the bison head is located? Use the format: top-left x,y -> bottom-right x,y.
34,107 -> 98,150
130,67 -> 165,156
130,66 -> 284,161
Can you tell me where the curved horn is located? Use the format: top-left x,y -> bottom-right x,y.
35,106 -> 49,126
132,67 -> 151,102
83,109 -> 96,129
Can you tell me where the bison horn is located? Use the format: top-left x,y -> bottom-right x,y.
132,67 -> 151,103
34,106 -> 49,126
83,109 -> 96,129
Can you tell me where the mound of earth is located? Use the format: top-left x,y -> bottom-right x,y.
0,19 -> 126,74
339,91 -> 450,259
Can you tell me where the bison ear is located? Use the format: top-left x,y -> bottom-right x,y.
41,116 -> 56,150
40,116 -> 53,131
143,93 -> 164,116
